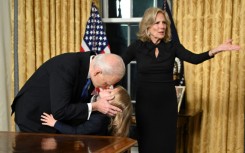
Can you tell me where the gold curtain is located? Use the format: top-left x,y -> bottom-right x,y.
10,0 -> 100,131
173,0 -> 244,153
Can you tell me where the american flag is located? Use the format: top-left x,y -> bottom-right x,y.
163,1 -> 185,86
80,3 -> 110,54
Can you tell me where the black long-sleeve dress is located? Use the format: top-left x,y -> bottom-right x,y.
121,40 -> 212,153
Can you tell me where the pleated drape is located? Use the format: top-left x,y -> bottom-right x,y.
10,0 -> 100,131
173,0 -> 244,153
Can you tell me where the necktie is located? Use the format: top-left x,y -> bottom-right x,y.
81,78 -> 91,98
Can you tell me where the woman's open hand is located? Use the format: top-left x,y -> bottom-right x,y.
209,39 -> 241,56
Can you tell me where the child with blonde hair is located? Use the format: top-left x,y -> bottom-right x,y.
41,85 -> 133,137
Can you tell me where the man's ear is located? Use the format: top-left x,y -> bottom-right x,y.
92,67 -> 102,76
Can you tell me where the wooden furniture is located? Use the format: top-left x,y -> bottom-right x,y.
177,109 -> 203,153
177,109 -> 203,127
0,131 -> 137,153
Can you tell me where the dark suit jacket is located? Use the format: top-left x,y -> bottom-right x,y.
11,51 -> 96,133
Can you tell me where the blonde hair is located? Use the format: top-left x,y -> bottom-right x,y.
137,7 -> 172,42
109,86 -> 133,137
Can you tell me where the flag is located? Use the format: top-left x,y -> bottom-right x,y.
80,3 -> 110,54
163,1 -> 186,112
163,1 -> 185,86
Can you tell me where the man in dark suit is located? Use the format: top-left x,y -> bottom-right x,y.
11,51 -> 125,133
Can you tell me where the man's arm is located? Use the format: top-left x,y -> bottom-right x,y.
49,68 -> 89,121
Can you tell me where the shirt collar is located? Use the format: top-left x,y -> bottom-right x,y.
88,56 -> 95,79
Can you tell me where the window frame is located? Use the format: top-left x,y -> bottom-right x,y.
101,0 -> 172,103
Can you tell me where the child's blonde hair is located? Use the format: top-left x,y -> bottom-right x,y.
109,86 -> 133,137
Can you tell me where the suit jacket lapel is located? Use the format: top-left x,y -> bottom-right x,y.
77,51 -> 96,102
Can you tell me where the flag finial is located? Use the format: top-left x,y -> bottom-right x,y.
163,0 -> 167,11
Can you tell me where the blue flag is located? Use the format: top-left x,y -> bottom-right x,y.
164,2 -> 185,86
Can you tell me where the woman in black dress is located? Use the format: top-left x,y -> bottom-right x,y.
121,7 -> 240,153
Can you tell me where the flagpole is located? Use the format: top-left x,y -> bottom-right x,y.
163,0 -> 166,11
80,2 -> 111,54
91,2 -> 97,54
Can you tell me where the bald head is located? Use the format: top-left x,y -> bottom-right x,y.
93,53 -> 125,77
90,53 -> 125,88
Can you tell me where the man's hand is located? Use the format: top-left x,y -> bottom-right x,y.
92,95 -> 122,117
41,112 -> 57,127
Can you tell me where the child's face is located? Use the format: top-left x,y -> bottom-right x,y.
99,86 -> 119,98
99,89 -> 111,98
